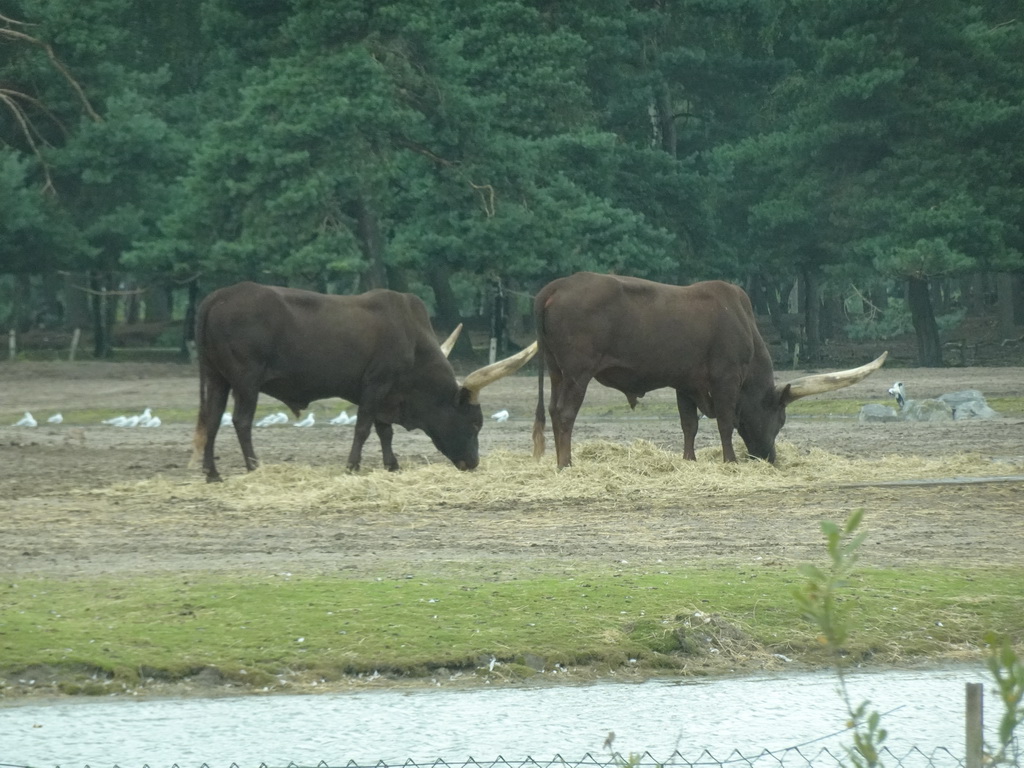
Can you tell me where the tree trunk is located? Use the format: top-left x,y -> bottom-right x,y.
144,282 -> 172,323
40,271 -> 64,327
763,278 -> 800,365
124,280 -> 140,325
907,276 -> 943,366
11,274 -> 33,332
180,278 -> 198,362
64,273 -> 91,330
655,83 -> 677,158
965,273 -> 986,316
802,268 -> 821,363
355,198 -> 388,290
90,273 -> 113,359
427,265 -> 472,358
996,272 -> 1018,339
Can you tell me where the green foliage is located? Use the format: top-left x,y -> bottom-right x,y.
844,298 -> 965,342
2,0 -> 1022,331
795,510 -> 888,768
844,299 -> 914,342
799,512 -> 1024,767
985,632 -> 1024,765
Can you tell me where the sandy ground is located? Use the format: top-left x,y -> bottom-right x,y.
1,360 -> 1022,580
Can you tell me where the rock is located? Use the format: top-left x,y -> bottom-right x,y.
938,389 -> 999,420
952,400 -> 999,420
859,403 -> 899,422
901,399 -> 954,422
938,389 -> 986,408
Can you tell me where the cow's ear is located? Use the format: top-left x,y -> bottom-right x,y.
778,383 -> 796,407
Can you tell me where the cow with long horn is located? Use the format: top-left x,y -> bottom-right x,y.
193,282 -> 537,482
532,272 -> 887,467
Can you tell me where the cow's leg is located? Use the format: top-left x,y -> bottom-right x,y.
231,388 -> 261,471
375,420 -> 400,471
709,390 -> 740,463
550,371 -> 589,469
200,372 -> 231,483
675,391 -> 700,461
346,408 -> 374,471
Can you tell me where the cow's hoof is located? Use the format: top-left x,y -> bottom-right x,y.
206,475 -> 223,484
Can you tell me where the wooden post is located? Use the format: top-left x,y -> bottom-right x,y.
7,329 -> 15,360
69,328 -> 81,361
966,682 -> 983,768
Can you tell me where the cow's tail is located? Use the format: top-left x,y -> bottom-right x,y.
189,300 -> 211,469
531,307 -> 547,460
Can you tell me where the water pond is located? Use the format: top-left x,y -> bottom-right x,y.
0,665 -> 1001,768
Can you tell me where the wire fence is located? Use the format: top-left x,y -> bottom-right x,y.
0,747 -> 972,768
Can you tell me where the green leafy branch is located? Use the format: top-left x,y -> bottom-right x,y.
794,509 -> 887,768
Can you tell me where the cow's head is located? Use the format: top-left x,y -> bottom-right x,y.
738,352 -> 888,464
420,341 -> 539,471
420,388 -> 484,470
736,391 -> 788,464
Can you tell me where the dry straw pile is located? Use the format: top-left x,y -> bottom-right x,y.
112,439 -> 1004,517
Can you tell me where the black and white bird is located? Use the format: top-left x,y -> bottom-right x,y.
14,411 -> 37,427
887,381 -> 907,408
293,412 -> 315,427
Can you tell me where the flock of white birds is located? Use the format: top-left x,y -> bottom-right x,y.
11,406 -> 516,428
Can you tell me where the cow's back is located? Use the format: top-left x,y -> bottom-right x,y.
197,282 -> 444,405
535,272 -> 768,394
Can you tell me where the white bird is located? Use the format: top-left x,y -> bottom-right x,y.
490,409 -> 510,422
329,410 -> 355,425
256,411 -> 289,427
293,412 -> 315,427
141,415 -> 161,427
121,414 -> 141,428
137,408 -> 155,427
47,413 -> 63,424
102,415 -> 131,427
14,411 -> 37,427
887,381 -> 907,409
221,412 -> 233,426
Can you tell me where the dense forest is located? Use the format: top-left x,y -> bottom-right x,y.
1,0 -> 1022,366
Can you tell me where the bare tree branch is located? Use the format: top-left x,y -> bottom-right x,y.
1,12 -> 102,194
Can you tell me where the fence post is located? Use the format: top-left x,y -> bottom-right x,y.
69,328 -> 81,361
966,682 -> 983,768
7,329 -> 15,360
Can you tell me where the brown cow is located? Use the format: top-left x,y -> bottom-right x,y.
193,282 -> 536,482
532,272 -> 886,467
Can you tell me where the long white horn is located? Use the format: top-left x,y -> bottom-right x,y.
439,323 -> 463,358
462,341 -> 538,403
783,351 -> 888,402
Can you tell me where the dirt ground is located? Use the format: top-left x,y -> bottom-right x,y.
1,360 -> 1022,581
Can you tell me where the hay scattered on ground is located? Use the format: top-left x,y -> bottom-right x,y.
95,439 -> 1011,517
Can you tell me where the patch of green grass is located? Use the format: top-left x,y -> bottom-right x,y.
2,564 -> 1021,692
988,397 -> 1024,417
